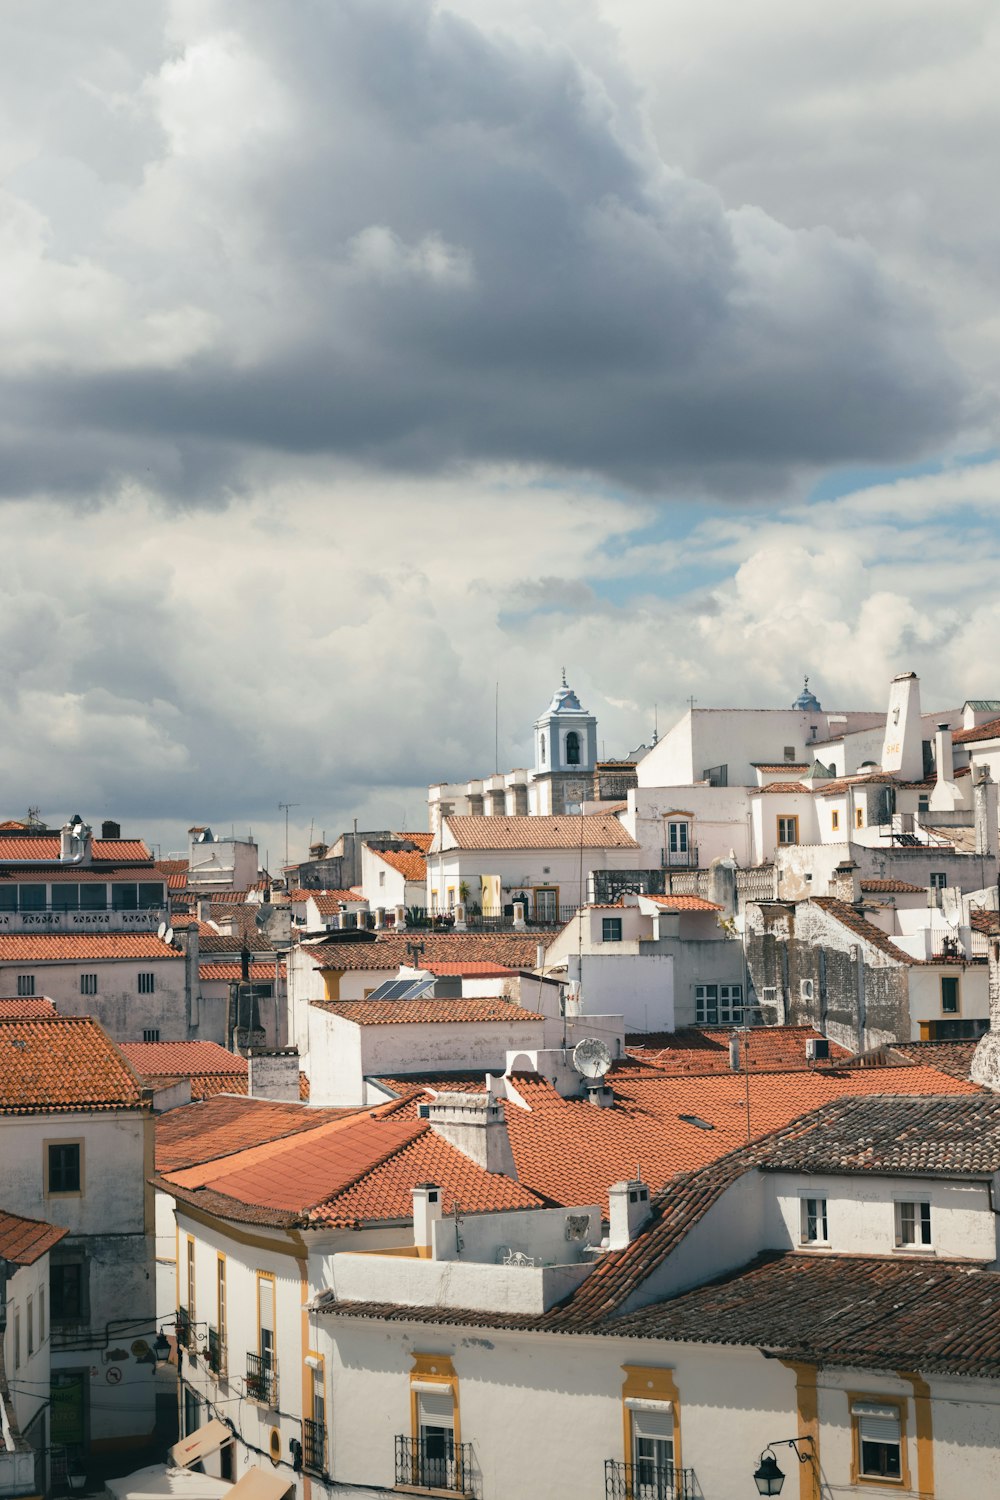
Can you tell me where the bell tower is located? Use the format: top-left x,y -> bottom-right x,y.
531,672 -> 599,814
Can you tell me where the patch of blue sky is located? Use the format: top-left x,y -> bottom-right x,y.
807,447 -> 999,504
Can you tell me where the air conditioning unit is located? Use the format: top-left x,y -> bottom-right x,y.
806,1037 -> 830,1062
800,978 -> 815,1001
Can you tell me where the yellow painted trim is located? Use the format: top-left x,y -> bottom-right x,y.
848,1389 -> 909,1490
532,885 -> 560,919
216,1254 -> 227,1357
919,1021 -> 933,1041
620,1365 -> 681,1477
856,807 -> 865,829
831,810 -> 840,831
300,1259 -> 315,1494
899,1372 -> 934,1499
777,1360 -> 819,1500
320,968 -> 345,1001
186,1236 -> 196,1325
174,1201 -> 302,1258
409,1352 -> 460,1453
777,815 -> 800,846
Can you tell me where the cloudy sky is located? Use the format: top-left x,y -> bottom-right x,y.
2,0 -> 998,862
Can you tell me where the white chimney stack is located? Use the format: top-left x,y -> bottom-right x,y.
411,1183 -> 443,1250
608,1178 -> 652,1250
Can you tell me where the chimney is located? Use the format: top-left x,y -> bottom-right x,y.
101,819 -> 121,840
830,861 -> 860,903
60,816 -> 92,864
975,767 -> 998,857
427,1091 -> 518,1178
608,1178 -> 651,1250
248,1047 -> 300,1102
880,672 -> 923,780
411,1183 -> 443,1250
935,723 -> 954,785
536,942 -> 547,970
728,1033 -> 742,1071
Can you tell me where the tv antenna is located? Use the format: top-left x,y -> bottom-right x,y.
278,802 -> 300,867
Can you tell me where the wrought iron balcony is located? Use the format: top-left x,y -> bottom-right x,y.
663,845 -> 698,869
206,1325 -> 227,1377
246,1351 -> 279,1407
302,1419 -> 326,1475
176,1306 -> 193,1352
395,1435 -> 475,1495
605,1459 -> 697,1500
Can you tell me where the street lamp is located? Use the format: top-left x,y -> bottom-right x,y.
753,1437 -> 813,1495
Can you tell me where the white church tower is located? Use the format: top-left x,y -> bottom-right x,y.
530,672 -> 599,815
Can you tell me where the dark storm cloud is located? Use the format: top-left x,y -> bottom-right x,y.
1,0 -> 967,499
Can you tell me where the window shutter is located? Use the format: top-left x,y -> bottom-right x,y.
417,1391 -> 454,1431
853,1404 -> 900,1444
631,1407 -> 673,1442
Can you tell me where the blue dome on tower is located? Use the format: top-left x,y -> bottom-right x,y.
792,676 -> 822,711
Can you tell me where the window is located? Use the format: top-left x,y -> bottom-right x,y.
112,883 -> 139,911
13,1307 -> 21,1369
534,887 -> 558,922
19,885 -> 45,911
668,822 -> 689,853
565,731 -> 581,765
417,1388 -> 456,1488
632,1406 -> 674,1491
783,746 -> 796,762
539,735 -> 546,765
217,1256 -> 227,1359
602,917 -> 623,943
856,807 -> 865,829
186,1238 -> 196,1326
701,764 -> 728,787
38,1287 -> 45,1343
852,1401 -> 903,1482
941,976 -> 959,1014
258,1274 -> 275,1368
138,972 -> 155,994
16,974 -> 35,996
80,973 -> 97,996
800,1196 -> 828,1244
50,1257 -> 87,1323
47,1142 -> 81,1195
895,1200 -> 931,1248
918,794 -> 929,813
777,816 -> 799,845
378,870 -> 385,887
142,1028 -> 160,1043
929,872 -> 947,890
695,984 -> 743,1025
27,1295 -> 34,1357
831,809 -> 840,831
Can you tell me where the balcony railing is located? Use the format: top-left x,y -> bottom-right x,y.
302,1418 -> 326,1475
206,1326 -> 227,1378
605,1459 -> 697,1500
395,1435 -> 475,1495
663,845 -> 698,869
246,1351 -> 278,1407
176,1307 -> 193,1352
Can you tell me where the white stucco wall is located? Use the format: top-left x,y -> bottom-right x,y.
0,957 -> 186,1043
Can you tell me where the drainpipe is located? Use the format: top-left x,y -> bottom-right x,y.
851,944 -> 866,1051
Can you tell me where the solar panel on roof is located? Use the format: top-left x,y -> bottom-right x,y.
366,977 -> 437,1002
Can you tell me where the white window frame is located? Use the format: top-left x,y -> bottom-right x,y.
799,1194 -> 829,1246
667,821 -> 689,854
695,983 -> 743,1025
853,1401 -> 903,1482
800,978 -> 814,1001
894,1198 -> 932,1249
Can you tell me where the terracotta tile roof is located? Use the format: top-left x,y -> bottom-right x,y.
313,997 -> 544,1026
0,838 -> 152,863
0,997 -> 58,1018
0,933 -> 181,962
971,909 -> 1000,935
816,772 -> 899,795
759,1093 -> 1000,1176
441,814 -> 639,850
0,821 -> 29,831
954,715 -> 1000,744
606,1252 -> 1000,1377
155,860 -> 189,877
421,961 -> 516,977
808,897 -> 913,963
312,891 -> 367,915
373,1074 -> 489,1097
305,933 -> 550,972
155,1095 -> 361,1173
0,1016 -> 144,1113
160,1109 -> 546,1228
185,1074 -> 249,1101
199,961 -> 283,981
393,832 -> 434,851
860,878 -> 927,894
888,1039 -> 978,1080
166,871 -> 189,890
120,1041 -> 249,1078
372,849 -> 427,882
642,895 -> 723,913
752,763 -> 810,773
748,782 -> 811,795
498,1063 -> 976,1212
0,1209 -> 68,1265
622,1025 -> 852,1075
197,932 -> 275,954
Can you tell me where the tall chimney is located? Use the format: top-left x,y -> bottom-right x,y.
608,1179 -> 652,1250
411,1183 -> 443,1250
935,723 -> 954,785
427,1091 -> 518,1178
975,767 -> 998,857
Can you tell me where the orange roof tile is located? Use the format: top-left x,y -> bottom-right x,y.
0,933 -> 180,962
643,895 -> 724,913
0,1209 -> 68,1265
373,849 -> 427,882
305,932 -> 549,972
442,814 -> 639,850
199,961 -> 283,981
421,961 -> 517,977
155,1095 -> 363,1173
954,716 -> 1000,744
393,832 -> 433,851
120,1041 -> 249,1078
0,1016 -> 144,1113
0,838 -> 152,863
0,997 -> 58,1018
860,879 -> 927,894
622,1025 -> 853,1075
749,782 -> 811,795
313,997 -> 544,1026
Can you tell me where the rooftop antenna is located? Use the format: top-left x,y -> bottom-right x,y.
652,704 -> 659,746
562,666 -> 567,688
495,681 -> 500,775
405,940 -> 426,969
278,802 -> 300,867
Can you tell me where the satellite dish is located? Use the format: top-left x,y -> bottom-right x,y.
572,1037 -> 612,1079
164,927 -> 174,945
157,922 -> 167,940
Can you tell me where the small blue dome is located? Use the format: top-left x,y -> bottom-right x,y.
792,675 -> 822,711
